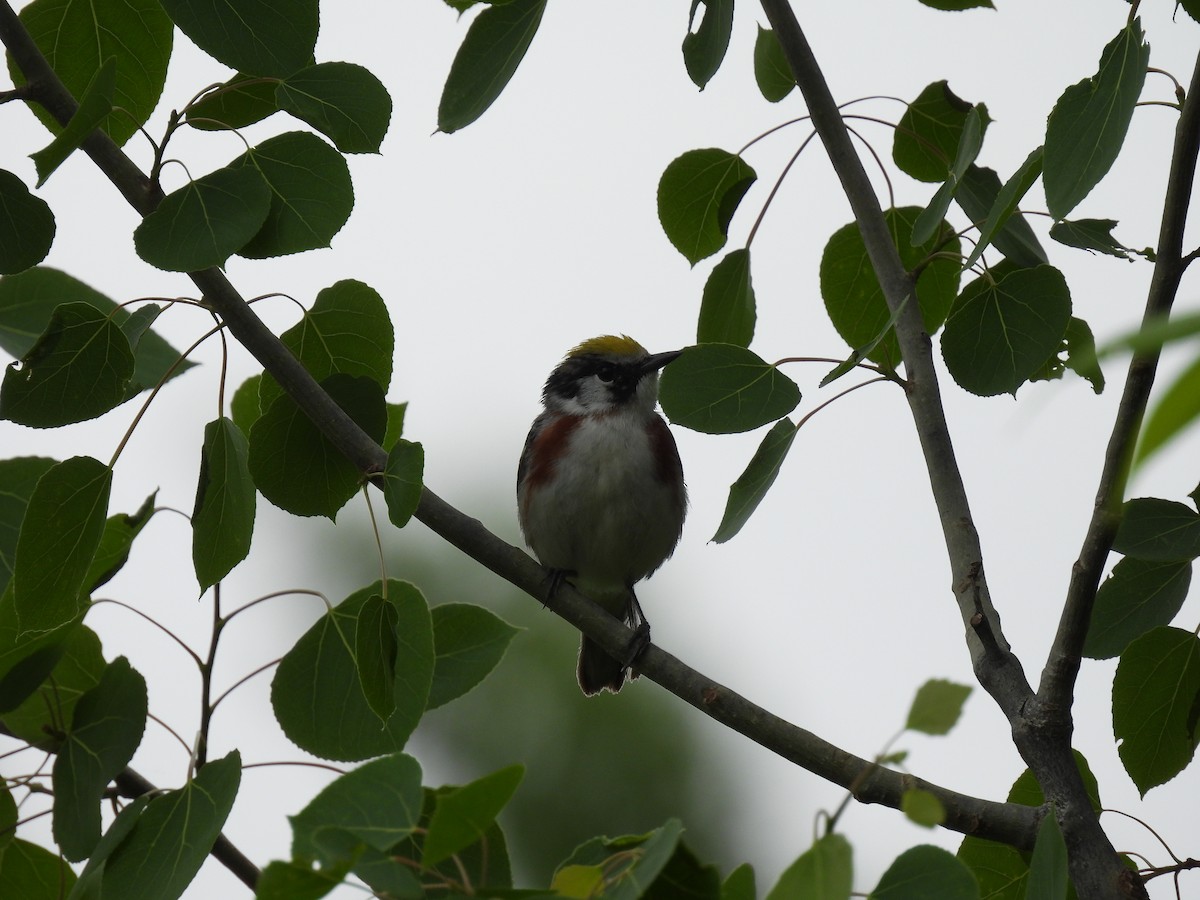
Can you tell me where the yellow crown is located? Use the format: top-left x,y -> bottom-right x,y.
567,334 -> 647,358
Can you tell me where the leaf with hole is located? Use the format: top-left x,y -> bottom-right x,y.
658,149 -> 757,266
682,0 -> 734,90
1,302 -> 134,427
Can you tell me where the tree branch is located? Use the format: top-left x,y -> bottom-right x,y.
758,1 -> 1149,897
1039,47 -> 1200,712
0,0 -> 1046,853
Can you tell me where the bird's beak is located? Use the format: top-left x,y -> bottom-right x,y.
641,349 -> 683,375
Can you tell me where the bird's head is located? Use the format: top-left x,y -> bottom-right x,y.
542,335 -> 681,416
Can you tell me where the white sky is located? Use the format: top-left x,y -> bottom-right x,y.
4,0 -> 1200,896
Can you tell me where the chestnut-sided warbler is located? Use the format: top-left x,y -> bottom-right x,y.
517,335 -> 687,695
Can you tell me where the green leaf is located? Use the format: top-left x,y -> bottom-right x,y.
1113,626 -> 1200,795
765,833 -> 852,900
186,73 -> 281,131
53,657 -> 148,861
232,132 -> 354,259
438,0 -> 547,133
355,594 -> 399,723
722,863 -> 756,900
192,417 -> 256,591
271,581 -> 434,761
912,105 -> 985,246
0,170 -> 55,276
1049,218 -> 1141,260
13,456 -> 110,634
1,301 -> 135,427
0,456 -> 56,597
87,491 -> 157,593
1136,351 -> 1200,466
941,264 -> 1072,396
1085,558 -> 1191,660
956,165 -> 1048,268
0,622 -> 102,743
260,279 -> 394,409
372,787 -> 509,896
253,860 -> 348,900
428,603 -> 519,711
290,752 -> 424,864
230,373 -> 263,435
66,795 -> 150,900
556,819 -> 684,900
697,249 -> 756,347
916,0 -> 994,8
278,62 -> 392,154
0,784 -> 14,854
158,0 -> 317,77
383,439 -> 424,529
894,82 -> 986,183
249,374 -> 386,519
11,0 -> 172,147
906,678 -> 972,735
1044,19 -> 1150,219
821,207 -> 961,367
1025,810 -> 1068,900
902,789 -> 946,828
1009,749 -> 1102,812
134,166 -> 272,271
753,26 -> 794,102
658,343 -> 800,434
1114,498 -> 1200,561
99,751 -> 242,898
0,839 -> 77,897
423,764 -> 524,867
658,149 -> 757,266
712,418 -> 798,543
383,401 -> 407,450
962,147 -> 1044,271
682,0 -> 734,90
871,845 -> 979,900
29,56 -> 116,187
0,268 -> 193,395
957,836 -> 1027,900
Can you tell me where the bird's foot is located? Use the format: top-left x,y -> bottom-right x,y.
620,621 -> 652,671
542,568 -> 575,608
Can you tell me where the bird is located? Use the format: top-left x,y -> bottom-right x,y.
517,335 -> 687,695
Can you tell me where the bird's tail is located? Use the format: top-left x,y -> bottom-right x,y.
577,636 -> 633,695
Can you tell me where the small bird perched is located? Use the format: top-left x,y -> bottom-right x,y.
517,335 -> 687,695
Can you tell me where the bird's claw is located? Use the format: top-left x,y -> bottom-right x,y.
621,622 -> 651,671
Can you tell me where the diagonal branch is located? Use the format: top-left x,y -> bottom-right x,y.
0,0 -> 1046,854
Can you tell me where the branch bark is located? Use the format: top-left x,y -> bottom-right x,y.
0,0 -> 1049,862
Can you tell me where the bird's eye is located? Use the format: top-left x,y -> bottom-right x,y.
595,364 -> 616,383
